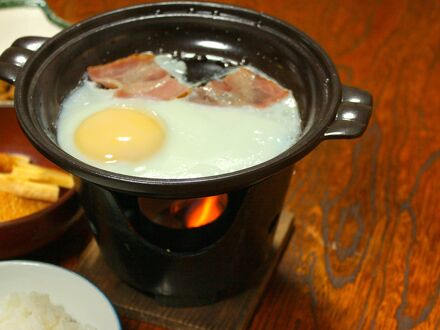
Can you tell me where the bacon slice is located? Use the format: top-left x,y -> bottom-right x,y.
189,68 -> 289,108
87,54 -> 189,100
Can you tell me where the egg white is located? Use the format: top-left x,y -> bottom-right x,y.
57,76 -> 301,179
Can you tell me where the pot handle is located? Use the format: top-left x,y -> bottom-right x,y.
323,85 -> 373,139
0,36 -> 48,84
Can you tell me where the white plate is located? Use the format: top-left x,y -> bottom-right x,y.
0,6 -> 64,107
0,7 -> 62,54
0,260 -> 121,330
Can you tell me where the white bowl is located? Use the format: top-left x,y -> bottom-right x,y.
0,260 -> 121,330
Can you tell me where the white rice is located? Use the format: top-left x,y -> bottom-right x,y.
0,292 -> 96,330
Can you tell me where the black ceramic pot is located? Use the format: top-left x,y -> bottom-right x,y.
0,2 -> 372,305
0,1 -> 372,197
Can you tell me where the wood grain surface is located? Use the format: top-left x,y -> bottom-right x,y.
44,0 -> 440,329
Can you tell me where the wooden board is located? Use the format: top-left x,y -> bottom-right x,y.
75,211 -> 294,330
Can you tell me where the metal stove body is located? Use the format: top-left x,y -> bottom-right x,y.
77,166 -> 293,306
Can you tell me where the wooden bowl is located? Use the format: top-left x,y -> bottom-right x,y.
0,106 -> 81,259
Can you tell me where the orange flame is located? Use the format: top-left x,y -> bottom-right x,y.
170,195 -> 228,229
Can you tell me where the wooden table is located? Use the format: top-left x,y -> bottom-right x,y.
34,0 -> 440,328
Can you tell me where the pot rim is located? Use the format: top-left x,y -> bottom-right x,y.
14,1 -> 342,196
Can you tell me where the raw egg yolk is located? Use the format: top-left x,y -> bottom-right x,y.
75,108 -> 165,163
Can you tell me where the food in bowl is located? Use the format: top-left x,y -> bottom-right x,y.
0,261 -> 120,330
0,80 -> 14,101
0,192 -> 51,223
0,152 -> 73,222
57,52 -> 302,179
0,291 -> 96,330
